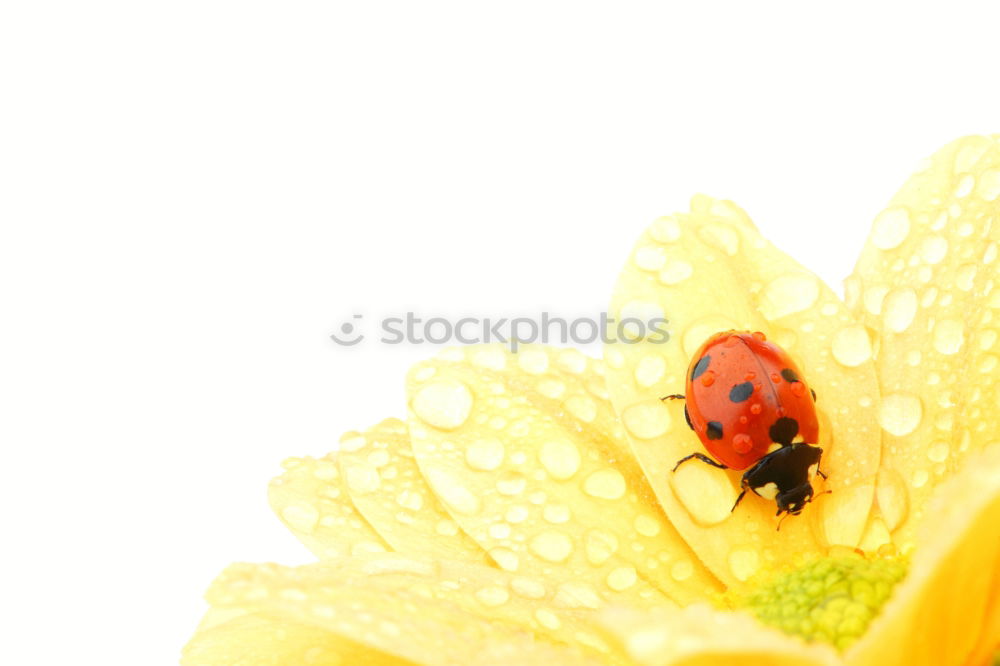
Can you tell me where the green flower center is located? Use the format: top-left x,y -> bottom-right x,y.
737,556 -> 907,651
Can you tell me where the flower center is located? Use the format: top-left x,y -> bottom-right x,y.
736,556 -> 907,651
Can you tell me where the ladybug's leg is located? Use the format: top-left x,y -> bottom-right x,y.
660,395 -> 695,431
731,488 -> 747,512
816,468 -> 828,480
672,452 -> 728,473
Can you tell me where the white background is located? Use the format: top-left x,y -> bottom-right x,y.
2,2 -> 998,664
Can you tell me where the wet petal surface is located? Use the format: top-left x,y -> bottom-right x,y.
847,444 -> 1000,666
605,197 -> 882,587
269,452 -> 389,560
846,135 -> 1000,549
406,344 -> 722,606
336,418 -> 488,562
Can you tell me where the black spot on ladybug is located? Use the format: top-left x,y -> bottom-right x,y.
691,355 -> 711,381
810,388 -> 817,401
769,417 -> 799,446
684,404 -> 693,431
706,421 -> 724,439
729,381 -> 754,403
780,368 -> 799,383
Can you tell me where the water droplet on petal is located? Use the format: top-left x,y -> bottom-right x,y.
585,529 -> 619,565
759,274 -> 820,320
882,288 -> 918,333
583,469 -> 627,500
634,354 -> 667,387
871,208 -> 911,250
658,260 -> 693,285
517,349 -> 550,374
564,395 -> 597,423
727,546 -> 761,582
496,471 -> 527,496
633,514 -> 661,537
475,585 -> 510,607
698,223 -> 740,256
671,559 -> 694,582
465,437 -> 505,471
932,318 -> 965,355
489,547 -> 520,571
606,566 -> 638,591
529,530 -> 574,562
671,461 -> 736,526
919,235 -> 949,264
622,401 -> 672,439
344,463 -> 381,493
831,325 -> 873,367
876,466 -> 909,533
539,439 -> 581,481
878,393 -> 922,436
511,577 -> 546,599
648,216 -> 682,242
634,245 -> 667,271
411,379 -> 474,430
534,608 -> 562,630
281,503 -> 319,533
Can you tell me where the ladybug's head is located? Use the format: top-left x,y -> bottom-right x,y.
776,482 -> 814,516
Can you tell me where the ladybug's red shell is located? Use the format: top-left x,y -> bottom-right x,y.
684,331 -> 818,470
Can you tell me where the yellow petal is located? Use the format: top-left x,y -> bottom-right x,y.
406,344 -> 722,606
269,452 -> 389,559
182,609 -> 406,665
845,135 -> 1000,549
336,417 -> 488,562
604,197 -> 882,587
261,552 -> 634,663
188,560 -> 606,666
597,603 -> 841,666
846,444 -> 1000,666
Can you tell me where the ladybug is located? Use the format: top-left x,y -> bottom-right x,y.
663,330 -> 827,525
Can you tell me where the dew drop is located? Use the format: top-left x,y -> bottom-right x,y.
932,318 -> 965,355
956,264 -> 978,292
471,348 -> 507,370
648,216 -> 682,243
919,235 -> 948,264
396,489 -> 424,511
511,577 -> 547,599
879,393 -> 923,436
529,530 -> 574,563
831,325 -> 873,367
475,585 -> 510,607
517,349 -> 550,375
505,505 -> 529,523
606,566 -> 638,591
927,442 -> 949,463
759,274 -> 820,320
543,504 -> 571,524
671,461 -> 736,526
489,547 -> 520,572
496,471 -> 527,496
658,260 -> 694,285
634,245 -> 667,271
585,529 -> 619,565
976,169 -> 1000,201
633,514 -> 661,537
727,546 -> 761,582
876,466 -> 909,532
882,288 -> 918,333
912,469 -> 929,489
955,174 -> 975,198
465,437 -> 505,471
536,378 -> 566,399
339,433 -> 367,453
622,401 -> 672,439
863,285 -> 889,316
634,354 -> 667,387
670,559 -> 694,582
344,463 -> 381,494
539,439 -> 582,481
583,469 -> 627,500
564,395 -> 598,423
411,379 -> 474,430
534,608 -> 562,630
281,503 -> 319,533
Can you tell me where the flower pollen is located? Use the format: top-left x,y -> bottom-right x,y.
739,556 -> 907,651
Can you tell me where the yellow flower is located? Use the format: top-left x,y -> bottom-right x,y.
182,136 -> 1000,666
